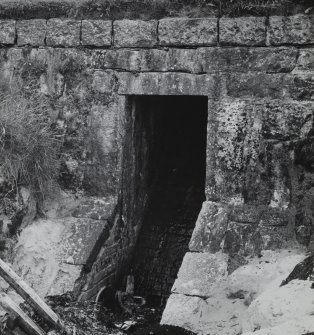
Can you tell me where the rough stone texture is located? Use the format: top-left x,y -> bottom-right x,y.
90,47 -> 297,74
172,252 -> 228,297
158,18 -> 217,46
82,96 -> 125,196
294,49 -> 314,72
10,217 -> 91,297
284,74 -> 314,101
91,48 -> 204,73
61,218 -> 109,266
17,19 -> 46,46
117,72 -> 217,96
258,101 -> 314,140
162,292 -> 247,335
81,20 -> 112,47
92,70 -> 117,93
161,294 -> 212,333
268,15 -> 314,45
0,20 -> 15,44
220,17 -> 266,46
189,202 -> 294,258
200,47 -> 297,74
46,263 -> 83,296
206,98 -> 314,208
189,202 -> 230,253
46,19 -> 81,46
226,73 -> 284,99
281,255 -> 314,285
113,19 -> 157,47
163,249 -> 306,335
72,196 -> 117,221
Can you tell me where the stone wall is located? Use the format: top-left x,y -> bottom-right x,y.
0,13 -> 313,331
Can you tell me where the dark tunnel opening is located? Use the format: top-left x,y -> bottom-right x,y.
123,95 -> 208,308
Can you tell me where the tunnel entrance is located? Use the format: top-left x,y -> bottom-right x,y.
123,95 -> 208,307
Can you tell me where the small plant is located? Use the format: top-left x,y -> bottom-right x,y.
0,89 -> 62,205
220,0 -> 293,15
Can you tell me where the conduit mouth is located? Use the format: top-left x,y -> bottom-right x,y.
122,95 -> 208,308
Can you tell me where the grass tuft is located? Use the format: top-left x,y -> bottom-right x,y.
0,89 -> 62,204
220,0 -> 294,15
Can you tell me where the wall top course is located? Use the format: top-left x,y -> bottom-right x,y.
0,15 -> 312,48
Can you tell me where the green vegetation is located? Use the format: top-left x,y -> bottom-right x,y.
220,0 -> 294,15
0,89 -> 61,203
0,0 -> 311,19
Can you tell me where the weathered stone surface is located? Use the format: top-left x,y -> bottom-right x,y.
159,18 -> 217,46
260,208 -> 290,226
17,19 -> 46,46
223,222 -> 263,257
220,17 -> 266,46
206,99 -> 253,202
208,99 -> 300,205
92,70 -> 117,93
190,200 -> 294,255
294,209 -> 314,246
161,294 -> 211,333
259,101 -> 314,141
81,20 -> 112,47
206,100 -> 305,203
72,196 -> 117,221
227,211 -> 294,259
61,218 -> 109,265
165,48 -> 203,73
294,49 -> 314,72
82,96 -> 125,196
11,216 -> 108,297
268,15 -> 314,45
117,72 -> 217,96
230,205 -> 262,224
281,255 -> 314,285
258,224 -> 295,250
29,47 -> 48,64
189,201 -> 229,252
90,47 -> 297,74
46,263 -> 83,296
200,47 -> 297,73
113,19 -> 157,47
252,142 -> 292,207
40,72 -> 65,97
90,49 -> 143,71
172,252 -> 228,297
226,73 -> 284,98
0,20 -> 15,44
218,100 -> 314,212
46,19 -> 81,46
284,74 -> 314,100
163,249 -> 306,335
162,291 -> 245,335
90,48 -> 202,73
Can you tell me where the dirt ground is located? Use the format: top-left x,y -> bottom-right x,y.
44,293 -> 196,335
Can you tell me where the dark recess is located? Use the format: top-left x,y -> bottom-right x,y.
124,95 -> 208,307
